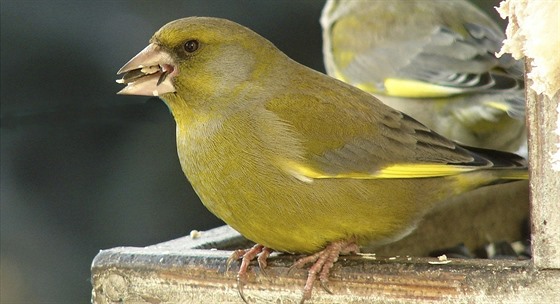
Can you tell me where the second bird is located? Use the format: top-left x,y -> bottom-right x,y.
321,0 -> 526,154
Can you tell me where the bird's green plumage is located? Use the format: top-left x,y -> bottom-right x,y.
118,17 -> 527,254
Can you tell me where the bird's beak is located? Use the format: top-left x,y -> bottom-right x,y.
116,43 -> 177,96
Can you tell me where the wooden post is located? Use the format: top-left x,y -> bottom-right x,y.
526,61 -> 560,269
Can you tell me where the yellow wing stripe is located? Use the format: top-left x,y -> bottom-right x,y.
283,161 -> 477,181
333,75 -> 464,98
483,101 -> 510,112
383,78 -> 463,98
374,164 -> 478,178
339,78 -> 513,112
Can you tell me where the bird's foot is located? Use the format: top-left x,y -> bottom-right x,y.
227,244 -> 272,303
290,240 -> 359,304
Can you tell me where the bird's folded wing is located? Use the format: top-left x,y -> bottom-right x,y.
265,93 -> 494,180
330,15 -> 522,99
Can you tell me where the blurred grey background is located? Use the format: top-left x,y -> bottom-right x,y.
0,1 -> 505,303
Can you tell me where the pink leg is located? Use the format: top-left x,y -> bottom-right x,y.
257,246 -> 272,275
227,240 -> 358,303
292,240 -> 359,304
227,244 -> 272,303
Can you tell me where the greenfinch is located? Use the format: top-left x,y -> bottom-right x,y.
321,0 -> 526,155
117,17 -> 527,303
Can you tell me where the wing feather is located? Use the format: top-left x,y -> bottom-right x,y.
265,80 -> 501,180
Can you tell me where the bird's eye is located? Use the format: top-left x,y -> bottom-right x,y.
184,40 -> 199,53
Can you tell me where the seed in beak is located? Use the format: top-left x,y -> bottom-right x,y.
157,70 -> 169,86
157,64 -> 175,86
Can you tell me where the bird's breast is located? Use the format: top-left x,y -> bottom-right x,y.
174,108 -> 307,233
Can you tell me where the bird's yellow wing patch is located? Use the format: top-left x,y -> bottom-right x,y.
382,78 -> 463,98
282,160 -> 477,183
483,101 -> 510,112
373,164 -> 478,178
341,77 -> 465,98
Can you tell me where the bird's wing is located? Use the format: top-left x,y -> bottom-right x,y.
264,88 -> 507,180
325,1 -> 523,99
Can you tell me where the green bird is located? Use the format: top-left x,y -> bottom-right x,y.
321,0 -> 526,154
117,17 -> 527,303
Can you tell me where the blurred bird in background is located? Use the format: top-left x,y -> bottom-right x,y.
321,0 -> 526,155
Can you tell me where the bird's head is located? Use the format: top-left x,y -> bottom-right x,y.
117,17 -> 283,102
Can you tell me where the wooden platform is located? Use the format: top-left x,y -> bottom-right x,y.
91,224 -> 559,303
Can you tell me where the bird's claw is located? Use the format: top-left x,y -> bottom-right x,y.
237,272 -> 249,304
257,247 -> 271,276
226,249 -> 247,272
227,244 -> 272,303
320,279 -> 333,295
292,240 -> 359,303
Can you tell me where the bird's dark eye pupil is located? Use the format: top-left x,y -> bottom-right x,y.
184,40 -> 199,53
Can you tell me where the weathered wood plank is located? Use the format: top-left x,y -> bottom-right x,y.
91,226 -> 559,304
